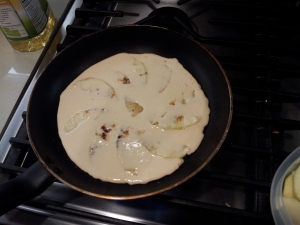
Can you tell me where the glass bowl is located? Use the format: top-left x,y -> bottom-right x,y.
271,146 -> 300,224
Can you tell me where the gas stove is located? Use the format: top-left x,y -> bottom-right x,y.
0,0 -> 300,224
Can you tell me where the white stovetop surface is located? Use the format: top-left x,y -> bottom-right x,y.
0,0 -> 69,134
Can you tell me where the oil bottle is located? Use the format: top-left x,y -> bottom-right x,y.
0,0 -> 55,52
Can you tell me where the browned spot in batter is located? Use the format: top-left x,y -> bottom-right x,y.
169,100 -> 176,105
101,125 -> 112,133
96,131 -> 109,141
101,132 -> 108,140
139,72 -> 148,76
137,130 -> 145,135
122,76 -> 130,84
176,115 -> 184,122
161,112 -> 167,117
118,129 -> 129,139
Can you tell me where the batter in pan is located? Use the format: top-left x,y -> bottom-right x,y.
57,53 -> 210,184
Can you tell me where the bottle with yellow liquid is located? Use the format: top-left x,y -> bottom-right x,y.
0,0 -> 55,52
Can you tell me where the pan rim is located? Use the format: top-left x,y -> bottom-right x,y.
27,24 -> 233,200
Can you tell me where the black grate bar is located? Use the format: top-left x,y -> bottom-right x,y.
209,18 -> 266,29
210,1 -> 266,12
231,87 -> 270,99
9,138 -> 31,147
273,46 -> 300,56
56,43 -> 71,53
221,142 -> 273,158
75,8 -> 123,18
270,2 -> 300,10
220,62 -> 269,72
23,201 -> 140,225
0,163 -> 26,174
235,113 -> 266,121
21,111 -> 26,120
66,25 -> 102,36
273,26 -> 300,34
273,92 -> 300,103
231,89 -> 300,103
276,119 -> 300,130
135,14 -> 156,25
196,170 -> 271,189
234,113 -> 300,130
177,0 -> 191,5
174,16 -> 267,49
270,47 -> 297,56
274,68 -> 300,79
151,194 -> 273,221
233,113 -> 271,125
197,37 -> 267,48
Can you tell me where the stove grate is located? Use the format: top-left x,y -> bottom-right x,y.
2,0 -> 300,224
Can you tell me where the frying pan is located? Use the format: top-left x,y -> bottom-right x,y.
0,25 -> 232,215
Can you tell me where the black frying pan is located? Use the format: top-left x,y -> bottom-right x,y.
0,25 -> 232,215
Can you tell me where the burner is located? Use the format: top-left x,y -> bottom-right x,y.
137,7 -> 196,34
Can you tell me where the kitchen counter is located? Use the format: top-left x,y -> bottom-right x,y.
0,0 -> 69,134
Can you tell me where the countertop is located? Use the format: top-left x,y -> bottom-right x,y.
0,0 -> 69,134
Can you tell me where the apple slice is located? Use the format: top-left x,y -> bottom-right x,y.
133,58 -> 147,75
116,141 -> 149,172
153,115 -> 200,130
133,58 -> 147,83
158,65 -> 171,93
89,124 -> 113,156
283,197 -> 300,224
149,145 -> 190,158
125,101 -> 144,117
64,110 -> 90,133
293,165 -> 300,201
75,77 -> 116,98
116,131 -> 151,175
283,171 -> 296,198
64,108 -> 104,133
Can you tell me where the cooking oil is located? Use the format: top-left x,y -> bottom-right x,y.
0,0 -> 56,52
6,9 -> 55,51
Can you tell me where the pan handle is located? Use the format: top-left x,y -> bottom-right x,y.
0,161 -> 55,216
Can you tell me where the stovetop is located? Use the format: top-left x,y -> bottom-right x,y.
1,0 -> 300,224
